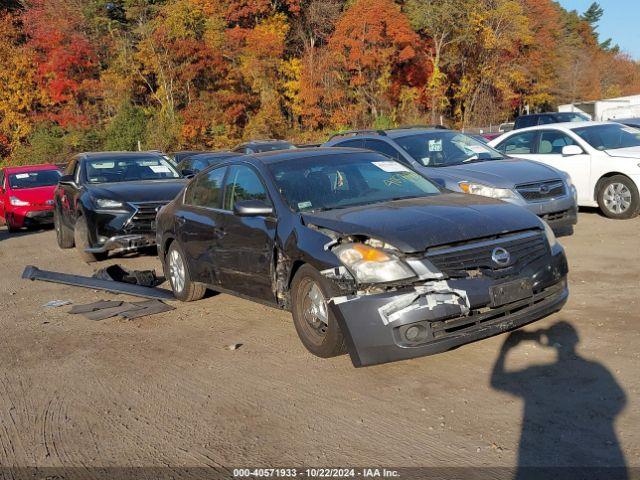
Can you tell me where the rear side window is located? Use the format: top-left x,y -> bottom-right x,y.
184,167 -> 226,209
223,165 -> 270,211
365,140 -> 402,160
496,132 -> 537,154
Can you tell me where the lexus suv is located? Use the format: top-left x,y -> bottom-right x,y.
54,151 -> 186,262
156,148 -> 568,367
324,128 -> 578,234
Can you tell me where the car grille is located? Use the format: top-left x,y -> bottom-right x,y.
516,180 -> 566,202
126,201 -> 166,233
425,230 -> 548,277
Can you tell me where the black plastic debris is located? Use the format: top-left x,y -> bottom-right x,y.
22,265 -> 175,300
93,264 -> 164,288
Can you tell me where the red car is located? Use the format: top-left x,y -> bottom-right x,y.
0,164 -> 62,232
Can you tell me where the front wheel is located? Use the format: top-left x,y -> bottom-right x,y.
165,242 -> 206,302
54,208 -> 74,248
5,214 -> 19,233
74,215 -> 107,262
291,264 -> 346,358
597,175 -> 640,219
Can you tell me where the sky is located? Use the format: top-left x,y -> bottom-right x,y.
557,0 -> 640,59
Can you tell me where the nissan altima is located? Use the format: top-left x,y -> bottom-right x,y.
156,148 -> 569,367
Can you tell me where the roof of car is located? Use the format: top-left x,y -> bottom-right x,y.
328,127 -> 449,142
247,147 -> 370,164
189,152 -> 242,160
3,163 -> 61,173
79,151 -> 166,161
503,121 -> 615,134
237,140 -> 292,146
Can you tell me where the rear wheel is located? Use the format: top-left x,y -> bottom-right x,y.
74,215 -> 107,262
54,208 -> 74,248
165,242 -> 206,302
291,264 -> 346,358
597,175 -> 639,219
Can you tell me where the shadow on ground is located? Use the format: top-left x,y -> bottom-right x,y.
491,321 -> 628,480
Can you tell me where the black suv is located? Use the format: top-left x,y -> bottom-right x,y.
54,152 -> 186,262
513,112 -> 589,130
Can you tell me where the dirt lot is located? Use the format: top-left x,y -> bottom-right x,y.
0,211 -> 638,474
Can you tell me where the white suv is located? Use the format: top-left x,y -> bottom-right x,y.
489,121 -> 640,219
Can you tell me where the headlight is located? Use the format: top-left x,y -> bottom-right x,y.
333,243 -> 416,284
9,196 -> 29,206
458,182 -> 519,201
542,221 -> 558,250
94,198 -> 125,209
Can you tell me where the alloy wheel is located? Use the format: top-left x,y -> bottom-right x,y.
299,279 -> 329,344
603,182 -> 632,214
168,249 -> 186,293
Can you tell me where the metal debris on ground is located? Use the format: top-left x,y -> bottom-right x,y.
43,300 -> 73,308
69,299 -> 174,321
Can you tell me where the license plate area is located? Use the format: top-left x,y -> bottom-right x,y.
490,278 -> 533,307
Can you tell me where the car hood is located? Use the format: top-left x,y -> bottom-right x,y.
301,193 -> 543,253
424,158 -> 562,188
8,185 -> 56,205
87,180 -> 186,203
605,146 -> 640,159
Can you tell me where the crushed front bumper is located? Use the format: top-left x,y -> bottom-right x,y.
329,250 -> 568,367
85,234 -> 156,254
9,207 -> 54,227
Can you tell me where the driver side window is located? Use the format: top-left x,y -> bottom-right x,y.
223,165 -> 270,211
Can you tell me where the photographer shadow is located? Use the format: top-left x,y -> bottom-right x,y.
490,321 -> 628,480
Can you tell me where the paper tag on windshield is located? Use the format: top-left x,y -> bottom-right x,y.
15,173 -> 30,179
149,165 -> 171,173
428,139 -> 443,152
467,145 -> 489,154
298,201 -> 312,210
372,161 -> 410,173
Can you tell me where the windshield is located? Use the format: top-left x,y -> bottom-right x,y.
8,169 -> 61,189
572,124 -> 640,151
394,132 -> 505,167
556,112 -> 589,122
253,143 -> 296,153
269,154 -> 440,213
85,156 -> 180,183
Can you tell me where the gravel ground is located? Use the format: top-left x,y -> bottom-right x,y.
0,211 -> 638,476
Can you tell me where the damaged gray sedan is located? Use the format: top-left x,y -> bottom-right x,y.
156,148 -> 568,367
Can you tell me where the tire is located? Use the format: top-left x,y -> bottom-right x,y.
5,214 -> 19,233
165,242 -> 206,302
291,264 -> 347,358
74,215 -> 107,262
597,175 -> 640,220
54,208 -> 74,248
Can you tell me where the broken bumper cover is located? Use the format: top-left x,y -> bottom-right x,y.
329,251 -> 569,367
85,234 -> 156,254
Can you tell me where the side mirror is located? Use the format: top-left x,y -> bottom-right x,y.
562,145 -> 583,156
181,169 -> 195,178
58,174 -> 77,186
233,199 -> 274,217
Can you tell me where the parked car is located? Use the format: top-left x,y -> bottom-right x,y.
488,121 -> 640,219
169,151 -> 208,166
513,112 -> 589,130
156,148 -> 568,367
232,140 -> 296,154
499,122 -> 515,132
323,128 -> 578,234
0,164 -> 61,232
54,151 -> 186,262
614,118 -> 640,129
176,152 -> 243,175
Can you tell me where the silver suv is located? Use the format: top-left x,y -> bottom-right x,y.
323,128 -> 578,235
